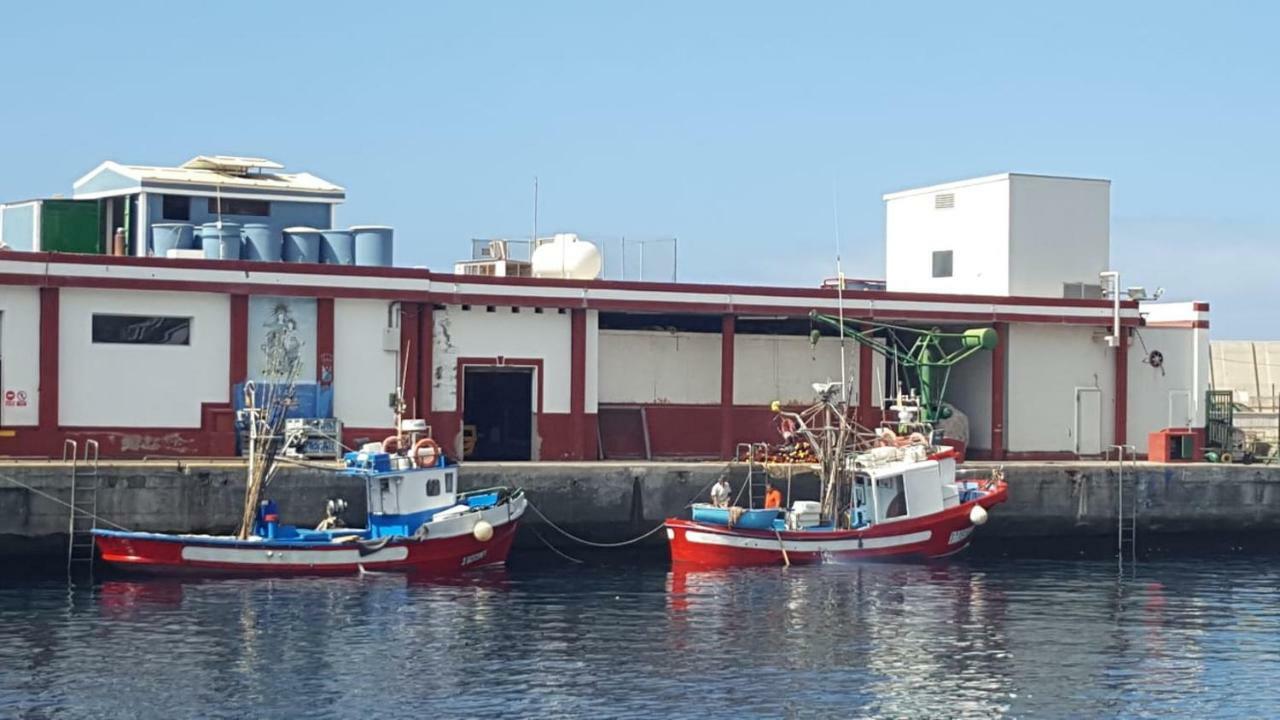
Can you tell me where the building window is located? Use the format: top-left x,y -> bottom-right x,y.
92,314 -> 191,345
932,250 -> 953,278
161,195 -> 190,221
207,197 -> 270,217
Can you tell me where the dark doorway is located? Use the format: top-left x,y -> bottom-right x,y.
462,367 -> 534,461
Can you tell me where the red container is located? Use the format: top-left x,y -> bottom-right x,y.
1148,428 -> 1203,463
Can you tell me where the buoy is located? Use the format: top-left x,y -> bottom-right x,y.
473,520 -> 494,542
969,505 -> 989,526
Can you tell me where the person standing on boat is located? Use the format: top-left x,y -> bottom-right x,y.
763,480 -> 783,509
710,477 -> 731,508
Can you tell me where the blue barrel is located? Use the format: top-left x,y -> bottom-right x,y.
282,227 -> 322,263
351,225 -> 394,266
201,222 -> 242,260
241,223 -> 281,262
152,223 -> 194,257
319,230 -> 355,265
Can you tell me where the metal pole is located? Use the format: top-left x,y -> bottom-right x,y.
672,237 -> 678,282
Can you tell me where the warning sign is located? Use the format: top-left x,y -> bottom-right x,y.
4,390 -> 28,408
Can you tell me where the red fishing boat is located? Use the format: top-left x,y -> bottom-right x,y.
665,445 -> 1006,567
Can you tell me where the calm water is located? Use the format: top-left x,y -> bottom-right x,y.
2,555 -> 1278,719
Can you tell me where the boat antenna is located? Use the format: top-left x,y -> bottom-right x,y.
833,181 -> 849,406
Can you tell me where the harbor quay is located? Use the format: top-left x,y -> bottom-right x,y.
3,459 -> 1278,562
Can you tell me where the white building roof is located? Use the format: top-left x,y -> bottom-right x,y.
72,156 -> 345,201
882,172 -> 1110,201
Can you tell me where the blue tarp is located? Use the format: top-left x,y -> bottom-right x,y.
232,382 -> 334,422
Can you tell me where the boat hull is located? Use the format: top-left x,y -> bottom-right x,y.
666,484 -> 1007,567
95,507 -> 522,577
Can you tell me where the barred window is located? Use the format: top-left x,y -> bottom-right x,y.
92,315 -> 191,345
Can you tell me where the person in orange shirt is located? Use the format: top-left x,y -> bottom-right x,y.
763,480 -> 783,509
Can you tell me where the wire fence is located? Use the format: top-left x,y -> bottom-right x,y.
467,235 -> 679,282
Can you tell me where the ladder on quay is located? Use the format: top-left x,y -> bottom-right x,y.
735,442 -> 771,507
1109,444 -> 1138,568
65,439 -> 100,573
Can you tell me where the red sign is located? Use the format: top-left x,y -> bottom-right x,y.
4,390 -> 27,407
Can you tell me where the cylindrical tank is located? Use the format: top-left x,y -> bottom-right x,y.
320,229 -> 355,265
152,223 -> 194,257
282,227 -> 322,263
241,223 -> 282,262
200,222 -> 242,260
531,233 -> 602,279
351,225 -> 394,266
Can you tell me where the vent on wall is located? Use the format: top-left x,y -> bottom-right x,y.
1063,282 -> 1104,299
934,193 -> 955,209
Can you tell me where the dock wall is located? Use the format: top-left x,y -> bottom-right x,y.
3,461 -> 1279,561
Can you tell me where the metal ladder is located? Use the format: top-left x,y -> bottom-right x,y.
1109,444 -> 1138,567
735,442 -> 770,508
66,439 -> 100,572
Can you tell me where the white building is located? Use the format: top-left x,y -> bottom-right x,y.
0,163 -> 1211,461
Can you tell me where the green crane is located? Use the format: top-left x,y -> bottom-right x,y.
808,311 -> 998,423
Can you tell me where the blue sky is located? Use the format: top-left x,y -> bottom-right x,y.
1,1 -> 1275,337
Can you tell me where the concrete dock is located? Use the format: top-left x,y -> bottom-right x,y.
3,460 -> 1280,563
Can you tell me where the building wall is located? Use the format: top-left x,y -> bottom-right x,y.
1006,323 -> 1115,453
598,330 -> 720,405
0,202 -> 37,251
432,305 -> 574,414
332,298 -> 399,429
1008,175 -> 1110,297
58,288 -> 229,427
943,347 -> 992,450
885,176 -> 1010,295
0,286 -> 42,427
1126,327 -> 1202,454
145,196 -> 332,255
732,333 -> 850,406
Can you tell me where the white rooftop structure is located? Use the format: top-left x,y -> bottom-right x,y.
72,155 -> 345,202
884,172 -> 1110,298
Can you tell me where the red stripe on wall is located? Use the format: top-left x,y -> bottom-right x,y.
1115,327 -> 1129,447
37,287 -> 59,432
398,302 -> 420,417
990,322 -> 1007,461
229,294 -> 248,388
720,314 -> 735,460
570,309 -> 588,460
316,297 -> 335,386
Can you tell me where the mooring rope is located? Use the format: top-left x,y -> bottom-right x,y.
0,473 -> 131,531
527,525 -> 584,564
525,464 -> 732,552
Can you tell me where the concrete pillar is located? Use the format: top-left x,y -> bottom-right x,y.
991,322 -> 1007,460
570,308 -> 588,460
720,314 -> 735,460
37,287 -> 59,433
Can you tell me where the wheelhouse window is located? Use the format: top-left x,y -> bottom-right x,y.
207,197 -> 270,217
161,194 -> 190,221
880,474 -> 908,519
932,250 -> 953,278
426,478 -> 441,497
92,314 -> 191,345
444,472 -> 455,493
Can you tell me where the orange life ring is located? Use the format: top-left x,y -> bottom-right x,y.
412,438 -> 440,468
383,435 -> 401,453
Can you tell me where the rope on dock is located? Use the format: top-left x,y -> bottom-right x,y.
0,473 -> 131,531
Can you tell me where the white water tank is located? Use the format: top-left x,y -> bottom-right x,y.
531,233 -> 602,279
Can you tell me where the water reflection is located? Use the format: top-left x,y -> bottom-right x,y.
0,558 -> 1278,718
